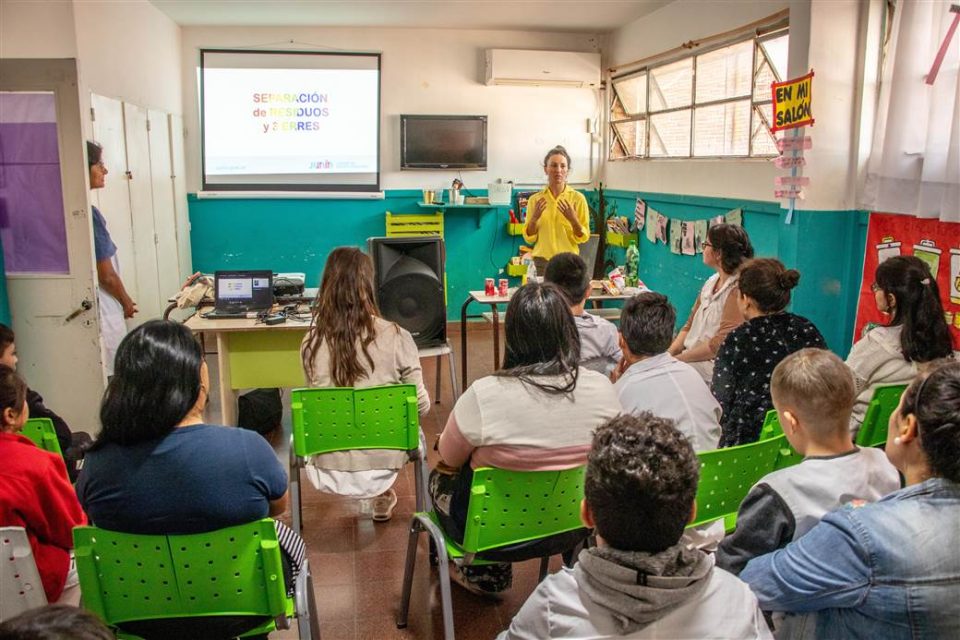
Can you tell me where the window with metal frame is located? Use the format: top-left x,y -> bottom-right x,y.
609,28 -> 789,160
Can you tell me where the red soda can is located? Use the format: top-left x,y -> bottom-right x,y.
498,278 -> 509,297
485,278 -> 495,296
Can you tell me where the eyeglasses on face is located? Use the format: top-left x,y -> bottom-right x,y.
871,282 -> 881,292
701,241 -> 712,249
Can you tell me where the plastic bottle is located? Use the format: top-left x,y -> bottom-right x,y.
625,240 -> 639,287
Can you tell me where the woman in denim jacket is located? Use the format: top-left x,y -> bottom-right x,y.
741,362 -> 960,639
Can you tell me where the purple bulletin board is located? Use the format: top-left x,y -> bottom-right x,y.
0,92 -> 69,274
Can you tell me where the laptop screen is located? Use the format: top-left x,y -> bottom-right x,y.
214,270 -> 274,310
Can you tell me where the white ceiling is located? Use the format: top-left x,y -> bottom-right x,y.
149,0 -> 673,33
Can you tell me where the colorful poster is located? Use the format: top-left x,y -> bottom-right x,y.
855,212 -> 960,348
771,70 -> 815,132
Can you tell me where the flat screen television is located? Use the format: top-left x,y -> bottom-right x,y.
400,115 -> 487,170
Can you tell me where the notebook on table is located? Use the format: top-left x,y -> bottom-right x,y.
201,270 -> 274,319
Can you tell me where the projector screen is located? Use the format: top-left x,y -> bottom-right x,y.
200,50 -> 381,192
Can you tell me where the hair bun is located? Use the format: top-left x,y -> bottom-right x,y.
779,269 -> 801,290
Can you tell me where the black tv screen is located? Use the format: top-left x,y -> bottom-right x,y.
401,115 -> 487,170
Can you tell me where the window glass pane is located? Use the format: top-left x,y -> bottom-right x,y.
0,92 -> 69,275
696,40 -> 753,104
613,73 -> 646,115
612,120 -> 647,157
611,94 -> 628,121
694,100 -> 750,156
751,111 -> 779,156
760,33 -> 789,81
649,59 -> 692,112
649,109 -> 691,157
754,59 -> 778,101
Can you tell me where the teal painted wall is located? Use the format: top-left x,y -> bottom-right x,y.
187,190 -> 525,320
603,190 -> 868,357
0,234 -> 11,327
188,189 -> 868,357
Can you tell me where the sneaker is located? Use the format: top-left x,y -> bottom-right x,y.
447,563 -> 502,600
371,489 -> 398,522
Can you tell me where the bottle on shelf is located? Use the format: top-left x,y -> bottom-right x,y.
625,240 -> 639,288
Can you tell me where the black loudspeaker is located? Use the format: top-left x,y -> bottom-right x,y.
368,236 -> 446,347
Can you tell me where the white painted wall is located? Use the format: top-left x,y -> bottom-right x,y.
0,0 -> 77,58
179,26 -> 603,193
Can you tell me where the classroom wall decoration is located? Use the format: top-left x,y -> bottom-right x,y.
628,198 -> 744,256
854,212 -> 960,347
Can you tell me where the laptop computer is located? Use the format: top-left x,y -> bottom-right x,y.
202,270 -> 274,319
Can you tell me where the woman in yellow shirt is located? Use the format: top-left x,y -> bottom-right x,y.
522,145 -> 590,272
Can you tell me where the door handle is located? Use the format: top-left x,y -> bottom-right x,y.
65,299 -> 93,322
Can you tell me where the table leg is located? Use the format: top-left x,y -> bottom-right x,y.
216,332 -> 239,426
460,296 -> 472,393
492,306 -> 500,370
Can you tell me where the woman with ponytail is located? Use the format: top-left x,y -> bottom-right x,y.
713,259 -> 826,446
846,256 -> 954,435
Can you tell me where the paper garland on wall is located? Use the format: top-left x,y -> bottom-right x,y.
633,198 -> 743,255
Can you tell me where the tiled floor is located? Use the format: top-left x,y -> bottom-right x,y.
207,323 -> 554,639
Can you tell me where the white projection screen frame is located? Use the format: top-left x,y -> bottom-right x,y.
200,49 -> 381,192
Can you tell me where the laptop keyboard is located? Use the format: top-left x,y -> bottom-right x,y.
201,310 -> 258,319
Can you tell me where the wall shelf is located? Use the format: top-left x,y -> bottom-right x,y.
506,222 -> 525,236
417,202 -> 507,228
606,230 -> 638,248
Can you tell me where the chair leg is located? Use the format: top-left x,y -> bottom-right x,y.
397,515 -> 455,640
396,517 -> 422,630
290,438 -> 303,536
447,348 -> 460,401
538,556 -> 550,582
435,354 -> 442,404
296,559 -> 322,640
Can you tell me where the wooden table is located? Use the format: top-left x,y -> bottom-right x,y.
458,289 -> 633,391
184,306 -> 459,425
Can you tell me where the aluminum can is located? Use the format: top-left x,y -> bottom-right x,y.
498,278 -> 509,297
485,278 -> 495,296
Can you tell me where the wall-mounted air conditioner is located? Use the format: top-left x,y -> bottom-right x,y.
484,49 -> 601,88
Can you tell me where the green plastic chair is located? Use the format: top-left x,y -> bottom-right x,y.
689,436 -> 786,533
760,410 -> 803,471
21,417 -> 62,456
73,518 -> 319,640
397,466 -> 589,640
289,384 -> 425,534
856,384 -> 907,448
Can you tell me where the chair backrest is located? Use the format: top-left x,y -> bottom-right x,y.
690,436 -> 785,528
461,466 -> 586,554
856,384 -> 907,448
290,385 -> 419,457
0,527 -> 47,622
21,418 -> 62,456
73,519 -> 287,628
760,409 -> 782,440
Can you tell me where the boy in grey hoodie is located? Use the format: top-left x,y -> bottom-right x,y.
498,413 -> 771,639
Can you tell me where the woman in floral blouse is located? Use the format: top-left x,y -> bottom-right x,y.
713,259 -> 826,447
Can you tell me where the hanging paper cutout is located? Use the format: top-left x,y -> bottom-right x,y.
681,221 -> 696,255
725,208 -> 743,227
646,209 -> 658,243
669,219 -> 682,254
694,220 -> 708,254
656,213 -> 669,244
633,198 -> 646,232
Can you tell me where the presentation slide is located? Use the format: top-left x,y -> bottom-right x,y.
201,51 -> 381,191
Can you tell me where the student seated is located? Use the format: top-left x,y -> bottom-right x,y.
300,247 -> 430,522
846,255 -> 953,436
716,348 -> 899,579
741,363 -> 960,639
613,292 -> 721,451
498,413 -> 771,639
0,323 -> 92,481
544,252 -> 621,375
713,259 -> 827,447
0,365 -> 86,604
433,282 -> 620,595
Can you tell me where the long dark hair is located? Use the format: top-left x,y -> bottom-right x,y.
496,281 -> 580,394
875,256 -> 953,362
708,223 -> 754,274
96,320 -> 202,448
302,247 -> 384,387
738,258 -> 801,313
899,362 -> 960,483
